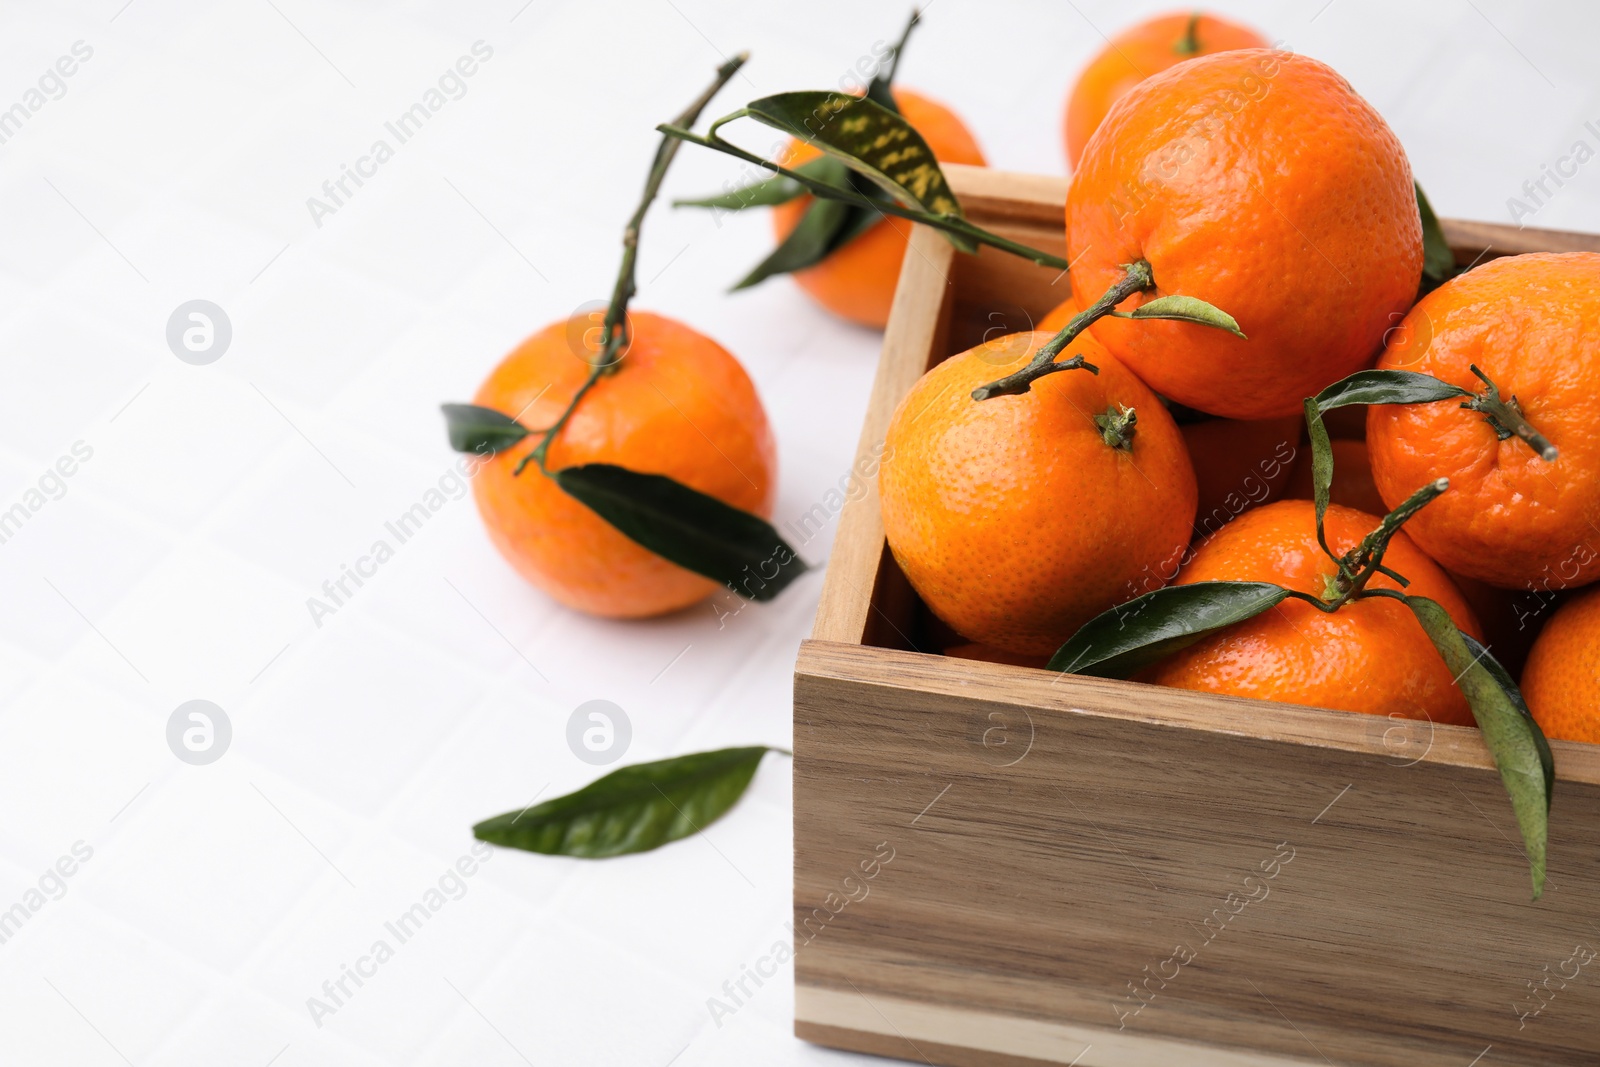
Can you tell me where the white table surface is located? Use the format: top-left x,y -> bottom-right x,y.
1,1 -> 1596,1063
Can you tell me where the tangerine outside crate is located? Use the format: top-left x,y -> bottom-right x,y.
792,163 -> 1600,1067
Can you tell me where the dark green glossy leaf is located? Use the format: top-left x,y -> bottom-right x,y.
738,92 -> 973,250
675,156 -> 844,211
727,156 -> 883,289
733,196 -> 857,289
554,463 -> 808,601
1312,369 -> 1471,411
441,403 -> 529,454
1463,631 -> 1556,814
1304,397 -> 1335,538
1416,181 -> 1455,286
1112,294 -> 1246,338
1048,581 -> 1292,678
474,747 -> 777,857
1406,596 -> 1552,899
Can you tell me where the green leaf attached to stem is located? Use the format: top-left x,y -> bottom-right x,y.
554,464 -> 808,601
1416,181 -> 1455,292
1302,396 -> 1338,562
1048,581 -> 1293,678
1298,363 -> 1558,897
727,91 -> 965,225
474,747 -> 783,858
728,158 -> 881,289
674,155 -> 844,212
1313,369 -> 1472,410
1304,369 -> 1473,568
441,403 -> 530,454
1400,595 -> 1553,899
1110,293 -> 1246,338
676,13 -> 927,287
658,123 -> 1069,268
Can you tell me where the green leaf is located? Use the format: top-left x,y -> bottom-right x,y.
735,91 -> 974,250
674,156 -> 844,211
474,747 -> 778,857
1048,581 -> 1292,678
1111,294 -> 1247,338
1404,596 -> 1553,899
554,463 -> 808,601
733,197 -> 856,289
1416,181 -> 1455,286
1304,397 -> 1335,540
727,157 -> 882,289
441,403 -> 529,454
677,174 -> 804,211
1312,369 -> 1471,412
1463,632 -> 1556,813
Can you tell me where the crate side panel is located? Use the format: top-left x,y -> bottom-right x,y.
793,647 -> 1600,1067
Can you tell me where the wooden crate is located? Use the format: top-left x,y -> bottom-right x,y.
793,163 -> 1600,1067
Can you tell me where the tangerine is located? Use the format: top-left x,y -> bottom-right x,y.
880,330 -> 1197,655
1521,584 -> 1600,743
1184,415 -> 1301,536
1066,50 -> 1421,419
1367,252 -> 1600,590
472,311 -> 775,617
1064,11 -> 1269,169
1141,500 -> 1482,724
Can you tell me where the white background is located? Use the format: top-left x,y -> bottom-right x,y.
0,0 -> 1596,1064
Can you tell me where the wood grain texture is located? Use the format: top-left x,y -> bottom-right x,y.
1439,217 -> 1600,260
794,643 -> 1600,1067
796,986 -> 1327,1067
808,225 -> 955,647
795,165 -> 1600,1066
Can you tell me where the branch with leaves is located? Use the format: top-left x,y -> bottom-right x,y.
440,56 -> 809,604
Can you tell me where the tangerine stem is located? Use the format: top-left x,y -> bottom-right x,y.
511,55 -> 748,477
1323,478 -> 1449,608
971,260 -> 1154,401
1174,12 -> 1202,55
879,8 -> 920,89
657,123 -> 1072,270
596,52 -> 748,373
1462,364 -> 1559,462
1094,404 -> 1138,451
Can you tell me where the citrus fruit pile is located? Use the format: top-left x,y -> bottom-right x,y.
880,17 -> 1599,753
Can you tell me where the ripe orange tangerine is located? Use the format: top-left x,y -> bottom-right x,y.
1368,252 -> 1600,590
1064,11 -> 1269,169
472,311 -> 776,618
1141,500 -> 1483,725
880,330 -> 1197,656
1522,584 -> 1600,743
1066,50 -> 1422,419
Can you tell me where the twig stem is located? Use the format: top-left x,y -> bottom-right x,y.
1462,364 -> 1559,462
656,123 -> 1071,270
512,55 -> 748,477
971,261 -> 1154,400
